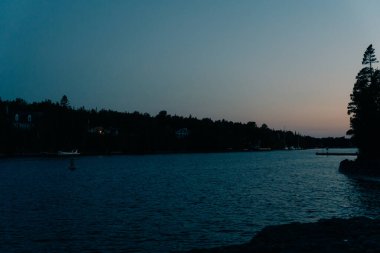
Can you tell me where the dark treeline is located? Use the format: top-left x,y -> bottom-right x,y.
0,97 -> 351,155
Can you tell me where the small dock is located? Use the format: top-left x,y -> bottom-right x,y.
316,152 -> 357,156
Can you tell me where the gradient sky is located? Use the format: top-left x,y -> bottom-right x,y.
1,0 -> 380,137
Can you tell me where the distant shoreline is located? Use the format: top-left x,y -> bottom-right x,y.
0,98 -> 352,156
0,147 -> 357,159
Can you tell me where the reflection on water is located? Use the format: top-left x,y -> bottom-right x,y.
347,177 -> 380,217
0,149 -> 379,252
68,158 -> 76,171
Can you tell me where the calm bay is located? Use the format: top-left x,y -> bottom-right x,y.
1,149 -> 378,252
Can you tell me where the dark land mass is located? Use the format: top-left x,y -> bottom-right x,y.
0,98 -> 351,155
188,217 -> 380,253
340,159 -> 380,176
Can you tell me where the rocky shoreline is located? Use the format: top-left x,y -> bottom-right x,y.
339,159 -> 380,176
188,217 -> 380,253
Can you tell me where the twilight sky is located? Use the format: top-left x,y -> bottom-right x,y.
1,0 -> 380,137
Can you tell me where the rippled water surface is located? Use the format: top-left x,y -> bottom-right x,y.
1,149 -> 380,252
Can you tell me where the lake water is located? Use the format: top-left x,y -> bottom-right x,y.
1,149 -> 380,252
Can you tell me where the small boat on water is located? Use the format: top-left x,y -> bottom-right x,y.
58,149 -> 80,156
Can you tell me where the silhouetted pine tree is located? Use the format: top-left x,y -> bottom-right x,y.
348,44 -> 380,159
60,95 -> 69,108
362,44 -> 379,69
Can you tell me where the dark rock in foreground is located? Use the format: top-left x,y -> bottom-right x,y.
340,159 -> 380,176
189,217 -> 380,253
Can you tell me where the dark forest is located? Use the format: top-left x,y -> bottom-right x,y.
0,97 -> 351,155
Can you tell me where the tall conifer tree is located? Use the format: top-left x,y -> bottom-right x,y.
348,45 -> 380,159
